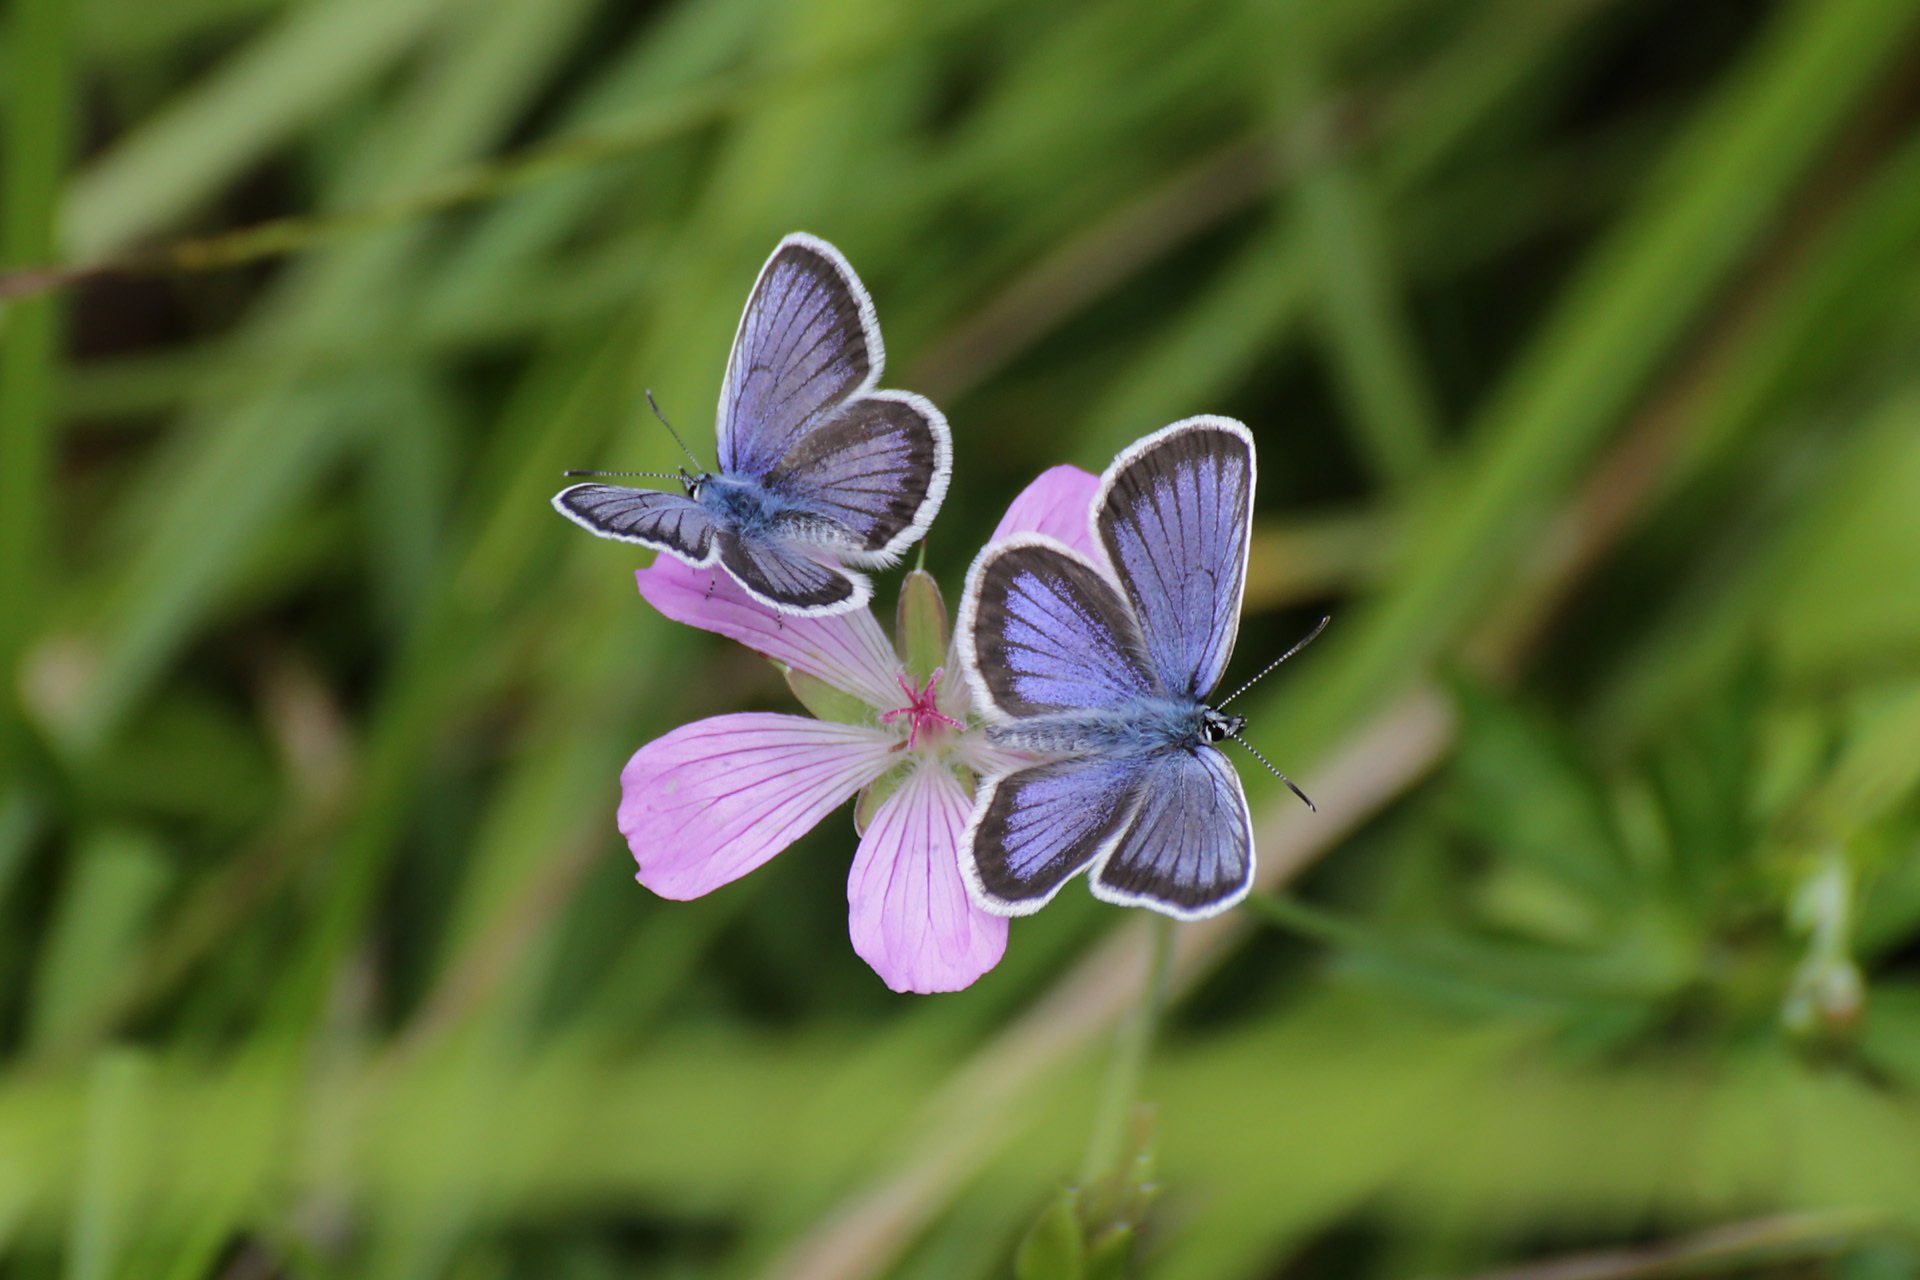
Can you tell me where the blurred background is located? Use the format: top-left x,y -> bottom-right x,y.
5,0 -> 1920,1275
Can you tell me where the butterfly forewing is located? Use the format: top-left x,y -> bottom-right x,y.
718,234 -> 881,478
1089,746 -> 1253,918
1096,418 -> 1253,699
961,537 -> 1158,722
552,486 -> 717,561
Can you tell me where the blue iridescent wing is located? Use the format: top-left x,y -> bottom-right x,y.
958,536 -> 1157,723
717,234 -> 882,479
1095,417 -> 1254,700
962,755 -> 1151,914
1090,745 -> 1253,918
763,390 -> 950,567
551,484 -> 717,562
717,529 -> 869,616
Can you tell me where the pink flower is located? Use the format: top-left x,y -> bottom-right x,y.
618,465 -> 1100,993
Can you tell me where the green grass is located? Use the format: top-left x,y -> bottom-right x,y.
6,0 -> 1920,1276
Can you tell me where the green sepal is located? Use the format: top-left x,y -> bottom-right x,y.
1077,1104 -> 1157,1278
785,667 -> 872,726
896,569 -> 949,682
1082,1224 -> 1134,1280
854,764 -> 909,837
1013,1187 -> 1085,1280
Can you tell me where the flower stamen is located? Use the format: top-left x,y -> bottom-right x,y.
879,668 -> 964,750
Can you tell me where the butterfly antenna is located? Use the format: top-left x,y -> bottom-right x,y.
561,469 -> 682,479
1215,615 -> 1330,709
646,389 -> 704,471
1227,732 -> 1316,812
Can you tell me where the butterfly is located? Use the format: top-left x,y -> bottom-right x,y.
553,233 -> 951,616
956,417 -> 1323,920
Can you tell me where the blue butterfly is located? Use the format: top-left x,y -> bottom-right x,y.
553,234 -> 951,616
957,418 -> 1323,920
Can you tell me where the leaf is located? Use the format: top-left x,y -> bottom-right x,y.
30,829 -> 172,1052
1014,1187 -> 1085,1280
1447,680 -> 1630,907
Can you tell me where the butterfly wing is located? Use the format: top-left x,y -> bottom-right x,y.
963,755 -> 1151,914
717,234 -> 882,479
551,484 -> 718,562
1090,744 -> 1254,918
717,529 -> 869,616
957,535 -> 1158,723
763,390 -> 950,567
1095,416 -> 1254,699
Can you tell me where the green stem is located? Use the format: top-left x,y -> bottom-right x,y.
1078,915 -> 1176,1185
1276,16 -> 1439,487
0,0 -> 74,768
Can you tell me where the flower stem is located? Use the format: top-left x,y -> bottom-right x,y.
1078,915 -> 1176,1185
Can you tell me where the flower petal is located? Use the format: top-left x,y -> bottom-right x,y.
848,764 -> 1008,993
621,713 -> 894,899
635,558 -> 901,709
989,464 -> 1100,559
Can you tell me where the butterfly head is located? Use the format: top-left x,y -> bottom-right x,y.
1200,707 -> 1246,744
678,467 -> 706,500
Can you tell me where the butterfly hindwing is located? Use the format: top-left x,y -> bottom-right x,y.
717,531 -> 868,616
1096,417 -> 1254,699
717,234 -> 882,479
1090,745 -> 1254,918
963,755 -> 1150,914
551,485 -> 717,562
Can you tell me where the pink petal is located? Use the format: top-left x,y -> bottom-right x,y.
848,764 -> 1008,993
635,558 -> 901,709
989,464 -> 1100,559
620,713 -> 894,899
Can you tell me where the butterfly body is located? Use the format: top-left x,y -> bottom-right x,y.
554,234 -> 950,616
958,418 -> 1269,920
989,698 -> 1219,758
688,471 -> 797,537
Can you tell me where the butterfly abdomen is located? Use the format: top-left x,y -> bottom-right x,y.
989,699 -> 1211,757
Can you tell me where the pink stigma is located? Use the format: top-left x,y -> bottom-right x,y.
879,668 -> 964,750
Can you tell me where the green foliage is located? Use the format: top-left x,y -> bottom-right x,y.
1015,1191 -> 1086,1280
5,0 -> 1920,1276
